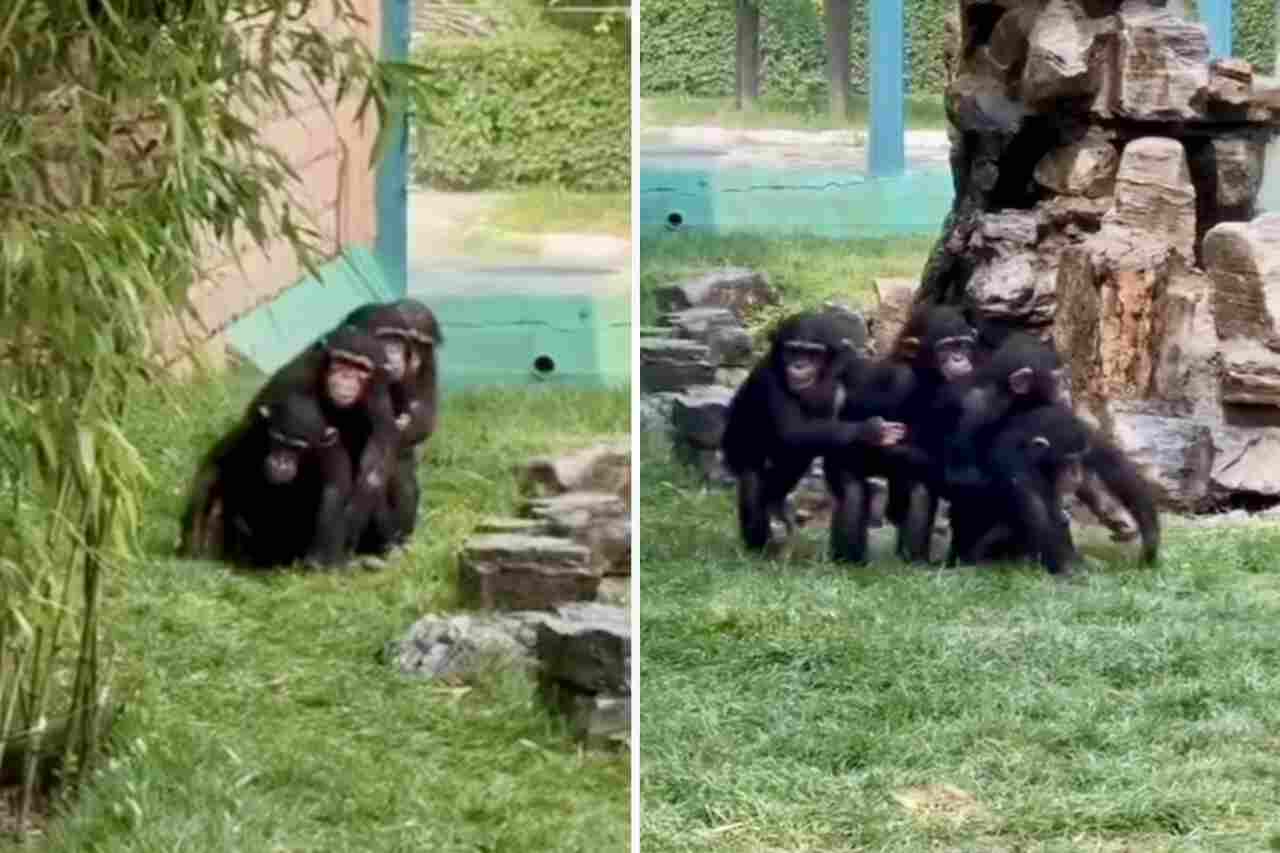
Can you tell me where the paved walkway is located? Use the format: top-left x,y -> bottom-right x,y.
641,127 -> 953,173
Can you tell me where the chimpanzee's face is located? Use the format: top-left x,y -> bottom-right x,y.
326,361 -> 370,408
263,446 -> 300,484
934,336 -> 974,382
782,341 -> 828,392
382,338 -> 408,381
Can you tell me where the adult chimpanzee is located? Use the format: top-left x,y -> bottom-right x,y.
179,393 -> 351,568
827,304 -> 978,564
722,310 -> 907,553
341,299 -> 444,552
969,402 -> 1160,575
250,324 -> 402,560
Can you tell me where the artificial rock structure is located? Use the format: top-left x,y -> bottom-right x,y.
919,0 -> 1280,510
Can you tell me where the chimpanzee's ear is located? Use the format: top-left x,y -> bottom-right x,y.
896,336 -> 921,360
1009,367 -> 1034,395
257,404 -> 272,421
320,427 -> 338,447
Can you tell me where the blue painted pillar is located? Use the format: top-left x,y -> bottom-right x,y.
375,0 -> 411,297
868,0 -> 905,178
1201,0 -> 1233,59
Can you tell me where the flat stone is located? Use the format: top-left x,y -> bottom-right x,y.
966,211 -> 1057,324
519,440 -> 630,498
1103,137 -> 1197,264
458,534 -> 599,611
1195,136 -> 1266,220
523,492 -> 630,574
640,392 -> 677,434
654,267 -> 777,318
1211,425 -> 1280,498
1205,213 -> 1280,344
1219,338 -> 1280,407
640,337 -> 715,393
474,517 -> 552,536
658,307 -> 739,343
1033,132 -> 1119,198
596,576 -> 629,606
388,611 -> 551,680
715,366 -> 751,388
1106,400 -> 1214,511
707,325 -> 753,367
535,602 -> 630,695
671,384 -> 735,450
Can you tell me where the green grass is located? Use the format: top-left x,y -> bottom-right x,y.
641,94 -> 948,133
639,231 -> 934,326
13,375 -> 630,852
638,444 -> 1280,852
483,187 -> 632,239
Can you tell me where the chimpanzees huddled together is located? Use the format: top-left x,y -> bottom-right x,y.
178,298 -> 443,570
722,304 -> 1161,578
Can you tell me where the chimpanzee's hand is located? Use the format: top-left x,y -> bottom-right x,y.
856,416 -> 906,447
395,414 -> 410,430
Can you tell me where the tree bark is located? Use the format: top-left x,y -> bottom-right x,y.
735,0 -> 760,111
825,0 -> 851,120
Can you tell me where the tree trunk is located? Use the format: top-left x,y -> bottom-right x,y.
734,0 -> 760,111
825,0 -> 851,120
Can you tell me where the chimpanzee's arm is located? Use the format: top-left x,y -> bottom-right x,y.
308,445 -> 354,565
943,385 -> 1015,487
765,373 -> 886,454
177,420 -> 251,557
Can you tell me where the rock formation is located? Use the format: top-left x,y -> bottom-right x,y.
919,0 -> 1280,510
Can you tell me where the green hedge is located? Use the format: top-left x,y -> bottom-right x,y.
414,30 -> 630,191
640,0 -> 1275,98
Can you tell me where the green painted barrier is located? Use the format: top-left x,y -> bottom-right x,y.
641,162 -> 954,238
225,248 -> 631,391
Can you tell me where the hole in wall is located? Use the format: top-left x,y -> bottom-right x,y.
532,355 -> 556,376
666,211 -> 685,230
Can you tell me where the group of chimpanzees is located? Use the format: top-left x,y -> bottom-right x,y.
722,304 -> 1160,577
178,298 -> 442,570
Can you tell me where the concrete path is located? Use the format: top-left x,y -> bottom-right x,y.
407,188 -> 631,299
640,127 -> 953,173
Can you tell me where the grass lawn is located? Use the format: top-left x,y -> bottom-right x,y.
639,231 -> 935,326
14,374 -> 630,852
639,446 -> 1280,852
641,94 -> 948,133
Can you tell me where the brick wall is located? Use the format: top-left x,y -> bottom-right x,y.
158,0 -> 382,373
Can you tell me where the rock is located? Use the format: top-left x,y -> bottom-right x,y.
672,443 -> 735,486
519,441 -> 630,498
654,268 -> 777,317
534,602 -> 630,695
548,690 -> 629,749
1207,57 -> 1252,107
1191,136 -> 1265,222
657,307 -> 739,343
1211,425 -> 1280,499
1033,132 -> 1119,198
1251,75 -> 1280,112
1219,338 -> 1280,407
715,366 -> 751,388
986,4 -> 1035,74
1149,266 -> 1217,408
458,533 -> 599,611
707,325 -> 754,367
671,385 -> 735,450
1205,213 -> 1280,344
1094,12 -> 1209,122
389,611 -> 550,680
1106,400 -> 1214,510
873,277 -> 918,354
523,492 -> 630,574
1103,137 -> 1197,264
966,211 -> 1058,324
1021,0 -> 1101,104
640,392 -> 677,435
596,576 -> 629,606
640,338 -> 715,393
639,326 -> 668,338
474,517 -> 551,536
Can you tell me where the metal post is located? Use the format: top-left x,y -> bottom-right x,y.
869,0 -> 905,178
1200,0 -> 1233,59
375,0 -> 411,297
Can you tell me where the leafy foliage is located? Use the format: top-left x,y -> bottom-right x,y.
0,0 -> 414,833
640,0 -> 1276,98
413,28 -> 630,191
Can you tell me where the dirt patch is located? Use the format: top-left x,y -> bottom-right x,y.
892,783 -> 990,825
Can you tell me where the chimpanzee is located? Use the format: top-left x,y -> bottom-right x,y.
249,324 -> 401,561
827,304 -> 978,563
179,393 -> 351,568
969,402 -> 1160,575
341,299 -> 444,551
721,310 -> 907,552
941,331 -> 1144,550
